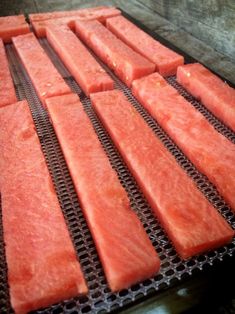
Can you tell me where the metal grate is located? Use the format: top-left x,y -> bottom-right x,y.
0,198 -> 12,314
0,13 -> 235,314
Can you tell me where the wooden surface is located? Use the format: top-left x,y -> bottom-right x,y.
137,0 -> 235,63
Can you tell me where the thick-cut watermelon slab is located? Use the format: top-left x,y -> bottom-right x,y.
75,20 -> 155,87
32,17 -> 76,38
106,15 -> 184,76
177,63 -> 235,132
46,93 -> 160,292
0,39 -> 17,107
0,100 -> 88,314
12,33 -> 71,106
46,25 -> 114,96
29,6 -> 120,22
132,72 -> 235,212
31,7 -> 121,37
0,15 -> 30,43
91,90 -> 234,260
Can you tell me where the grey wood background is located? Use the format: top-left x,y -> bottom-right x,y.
138,0 -> 235,63
1,0 -> 235,83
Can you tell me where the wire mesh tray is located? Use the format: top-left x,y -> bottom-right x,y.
1,9 -> 235,314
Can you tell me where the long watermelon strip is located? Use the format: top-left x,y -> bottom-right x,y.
132,72 -> 235,212
12,33 -> 71,106
177,63 -> 235,132
75,19 -> 155,87
31,7 -> 121,37
91,89 -> 234,260
0,100 -> 87,314
106,15 -> 184,76
0,15 -> 30,43
29,6 -> 117,22
0,39 -> 17,107
45,93 -> 160,292
46,25 -> 114,96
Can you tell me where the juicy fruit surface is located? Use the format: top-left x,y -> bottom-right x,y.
0,100 -> 87,314
0,15 -> 30,43
0,39 -> 17,107
31,7 -> 121,37
91,90 -> 234,259
46,25 -> 114,96
12,33 -> 71,105
29,6 -> 120,22
177,63 -> 235,132
46,93 -> 160,291
132,72 -> 235,212
106,15 -> 184,76
75,19 -> 155,87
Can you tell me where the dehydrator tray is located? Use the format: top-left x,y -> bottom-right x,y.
0,9 -> 235,314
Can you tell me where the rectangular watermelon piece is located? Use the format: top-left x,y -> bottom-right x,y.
177,63 -> 235,132
0,15 -> 30,43
29,6 -> 120,22
75,20 -> 155,87
45,93 -> 160,291
0,39 -> 17,107
32,17 -> 76,38
91,90 -> 234,260
46,25 -> 114,96
31,7 -> 121,37
12,33 -> 71,106
132,72 -> 235,212
0,100 -> 88,314
106,15 -> 184,76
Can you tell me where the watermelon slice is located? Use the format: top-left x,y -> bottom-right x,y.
29,6 -> 120,22
45,93 -> 160,291
0,100 -> 88,314
32,17 -> 76,38
46,25 -> 114,96
132,73 -> 235,212
91,90 -> 234,260
106,15 -> 184,76
31,7 -> 121,37
177,63 -> 235,132
75,20 -> 155,87
0,15 -> 30,43
0,39 -> 17,107
12,33 -> 71,106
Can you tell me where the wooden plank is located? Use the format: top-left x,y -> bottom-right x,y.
137,0 -> 235,63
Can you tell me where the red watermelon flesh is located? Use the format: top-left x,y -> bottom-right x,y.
106,15 -> 184,76
29,6 -> 120,22
91,90 -> 234,260
132,72 -> 235,212
75,20 -> 155,87
177,63 -> 235,132
46,25 -> 114,96
0,39 -> 17,107
0,100 -> 88,314
45,93 -> 160,291
12,33 -> 71,106
0,15 -> 30,43
31,7 -> 121,37
32,17 -> 76,38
